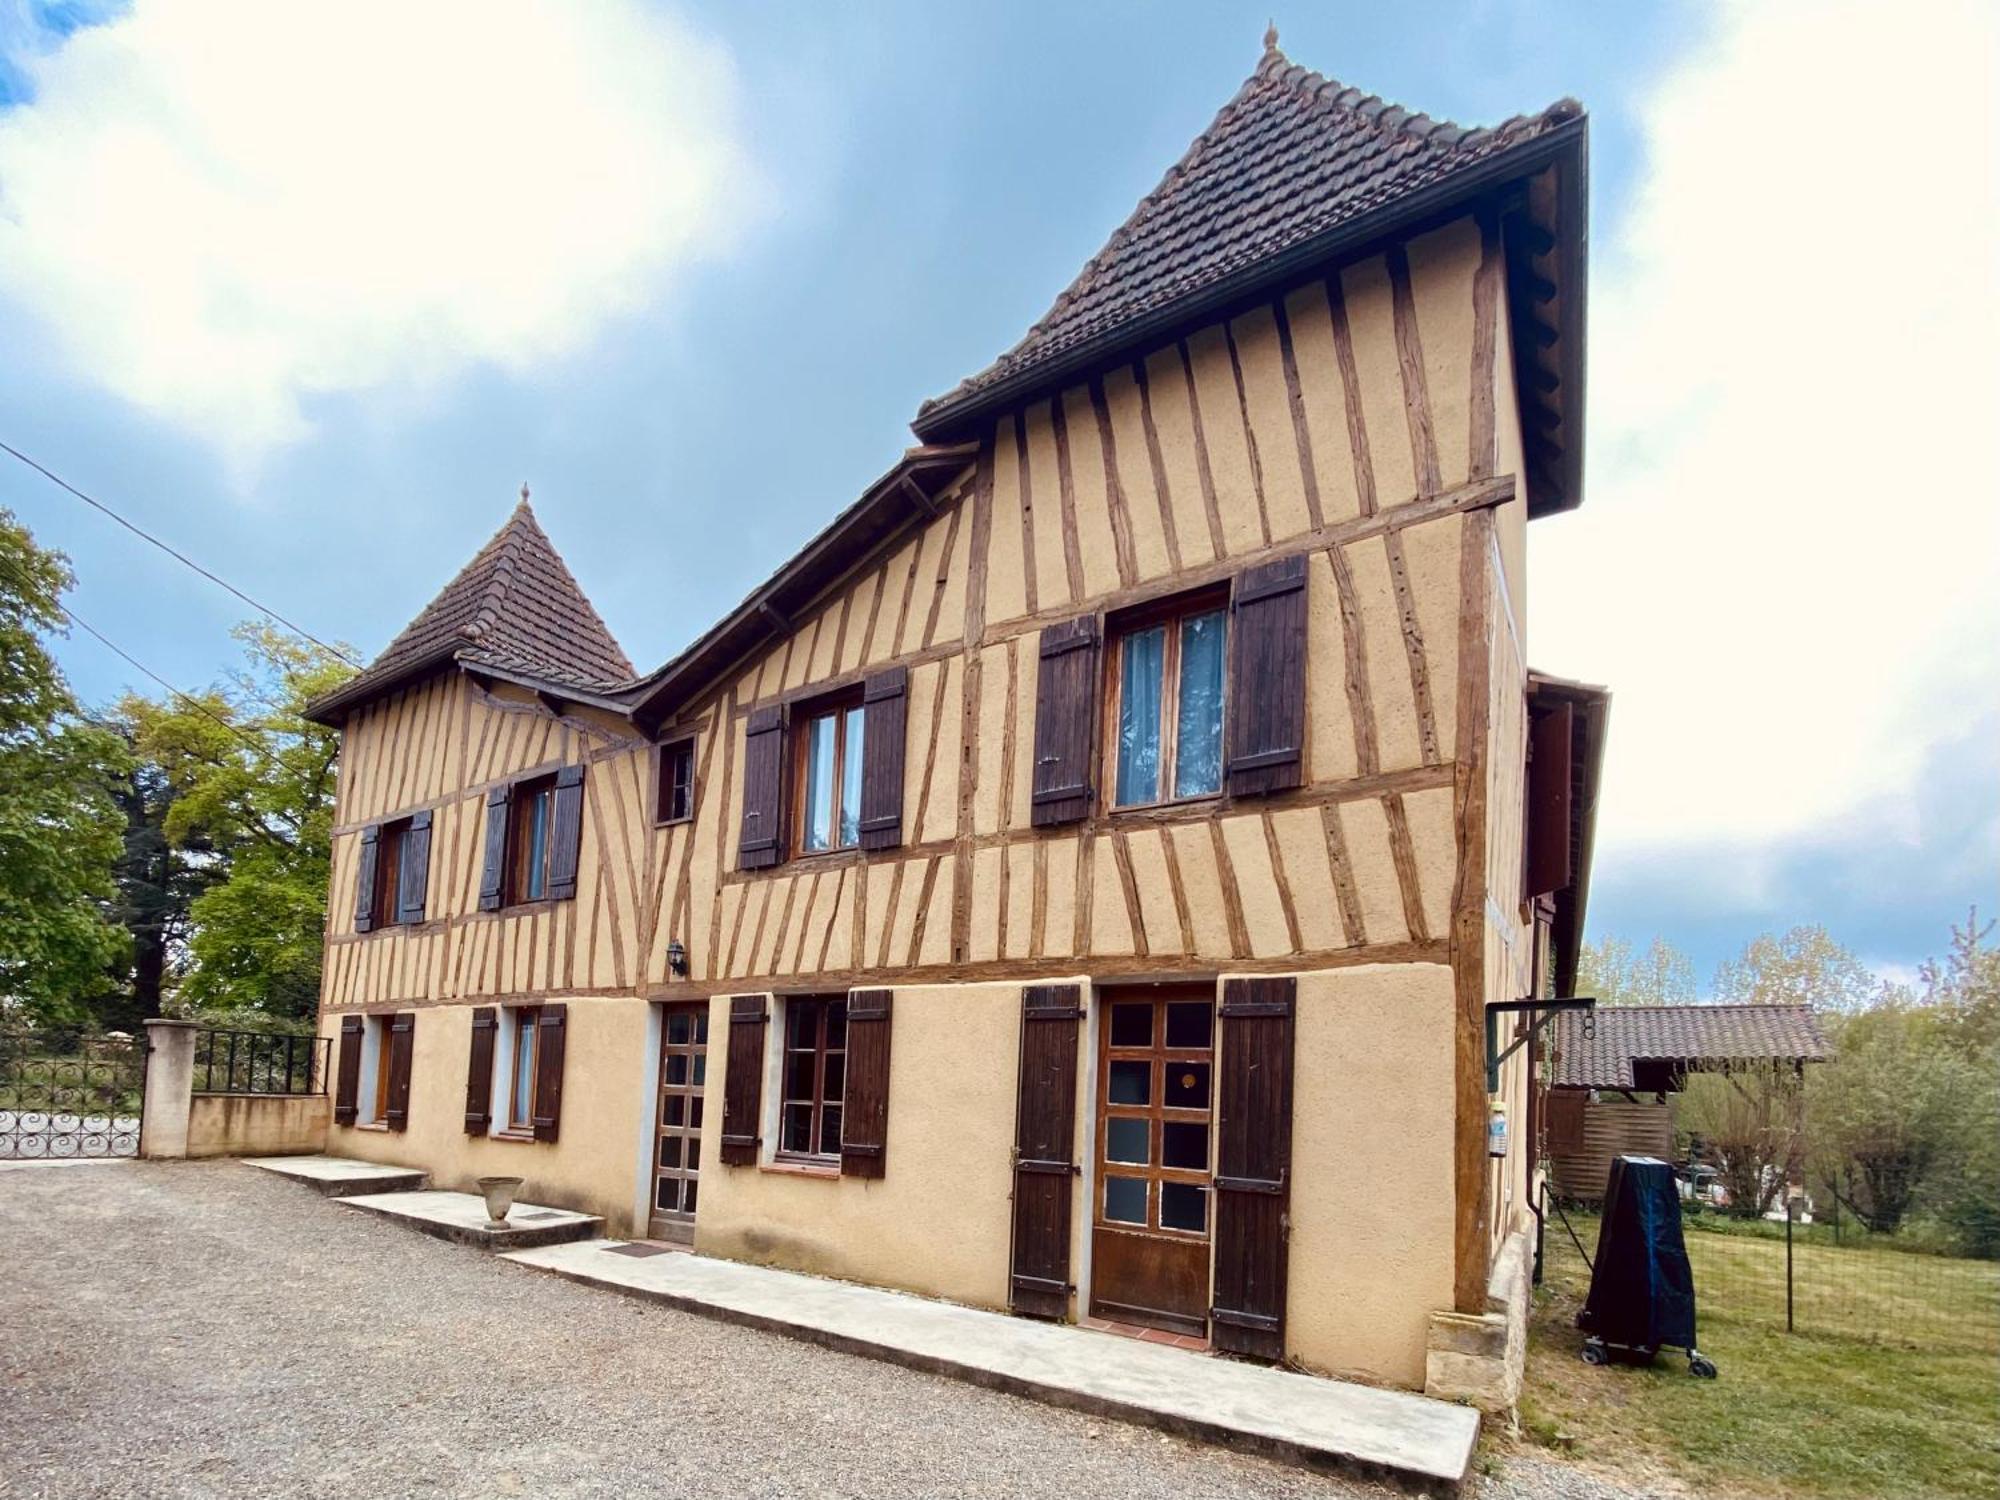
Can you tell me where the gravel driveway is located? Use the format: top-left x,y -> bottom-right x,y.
0,1161 -> 1654,1500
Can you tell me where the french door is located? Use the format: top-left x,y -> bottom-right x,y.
650,1002 -> 708,1243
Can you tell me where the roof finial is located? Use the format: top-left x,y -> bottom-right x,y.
1263,19 -> 1279,54
519,481 -> 530,507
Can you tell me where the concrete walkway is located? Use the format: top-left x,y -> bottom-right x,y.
506,1238 -> 1480,1492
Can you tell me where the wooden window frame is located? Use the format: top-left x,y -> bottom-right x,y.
789,687 -> 867,858
371,817 -> 412,929
656,736 -> 696,827
1101,583 -> 1231,815
505,774 -> 559,907
501,1004 -> 542,1137
776,994 -> 847,1167
367,1013 -> 396,1125
1096,993 -> 1215,1242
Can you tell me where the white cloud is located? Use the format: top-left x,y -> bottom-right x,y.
1532,0 -> 2000,848
0,0 -> 755,472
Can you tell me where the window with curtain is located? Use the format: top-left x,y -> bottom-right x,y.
507,774 -> 557,903
795,692 -> 866,853
779,995 -> 847,1163
1109,588 -> 1228,808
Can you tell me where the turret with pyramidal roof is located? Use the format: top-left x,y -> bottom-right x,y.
307,493 -> 633,724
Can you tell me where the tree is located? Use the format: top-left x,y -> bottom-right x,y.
127,624 -> 352,1019
1712,925 -> 1877,1013
0,510 -> 128,1023
1679,1060 -> 1807,1217
1576,935 -> 1698,1007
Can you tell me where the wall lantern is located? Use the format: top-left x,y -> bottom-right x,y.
666,938 -> 688,979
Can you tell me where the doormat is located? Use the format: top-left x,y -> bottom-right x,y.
603,1242 -> 674,1258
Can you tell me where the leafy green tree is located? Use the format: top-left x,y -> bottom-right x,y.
1712,925 -> 1877,1013
128,624 -> 352,1020
0,510 -> 128,1023
1576,935 -> 1698,1006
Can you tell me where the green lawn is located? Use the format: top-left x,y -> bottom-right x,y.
1515,1212 -> 2000,1500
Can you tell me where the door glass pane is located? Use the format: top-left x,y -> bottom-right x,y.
662,1094 -> 684,1128
1108,1060 -> 1151,1106
1104,1175 -> 1147,1224
667,1010 -> 690,1045
694,1010 -> 709,1043
1106,1116 -> 1149,1164
687,1136 -> 699,1171
1160,1181 -> 1208,1234
656,1178 -> 677,1211
682,1179 -> 698,1214
1109,1003 -> 1153,1048
802,714 -> 836,851
1173,609 -> 1226,798
692,1052 -> 706,1087
690,1097 -> 703,1129
1115,625 -> 1166,805
658,1136 -> 682,1170
1165,1062 -> 1210,1111
665,1053 -> 689,1087
1162,1120 -> 1209,1171
840,705 -> 865,847
1164,1002 -> 1212,1050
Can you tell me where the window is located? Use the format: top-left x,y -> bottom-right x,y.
508,775 -> 558,903
1107,588 -> 1228,809
505,1006 -> 541,1133
657,738 -> 695,826
779,995 -> 846,1163
365,1014 -> 396,1125
794,692 -> 865,854
372,818 -> 411,927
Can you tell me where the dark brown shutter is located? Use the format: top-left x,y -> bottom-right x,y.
478,784 -> 511,911
840,989 -> 893,1178
334,1016 -> 363,1124
531,1002 -> 567,1142
464,1007 -> 497,1134
1030,617 -> 1100,827
547,766 -> 586,901
1545,1087 -> 1586,1155
1525,699 -> 1574,898
397,810 -> 432,925
1226,553 -> 1309,796
1212,976 -> 1295,1361
857,668 -> 908,851
384,1012 -> 416,1132
738,706 -> 787,871
352,824 -> 380,933
719,995 -> 768,1164
1008,983 -> 1083,1318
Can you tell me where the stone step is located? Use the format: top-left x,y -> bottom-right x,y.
244,1154 -> 429,1198
338,1188 -> 602,1251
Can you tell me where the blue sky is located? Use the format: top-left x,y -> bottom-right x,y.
1,1 -> 1994,986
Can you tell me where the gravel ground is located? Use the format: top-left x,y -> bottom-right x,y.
0,1161 -> 1655,1500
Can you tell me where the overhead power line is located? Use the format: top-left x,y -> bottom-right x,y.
1,437 -> 363,668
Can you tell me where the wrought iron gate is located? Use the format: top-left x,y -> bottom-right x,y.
0,1029 -> 144,1159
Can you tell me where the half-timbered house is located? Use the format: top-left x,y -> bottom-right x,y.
307,35 -> 1607,1396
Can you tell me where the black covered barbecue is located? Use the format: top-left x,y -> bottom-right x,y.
1577,1155 -> 1717,1378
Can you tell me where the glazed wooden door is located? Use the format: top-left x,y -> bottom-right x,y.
650,1002 -> 709,1243
1090,987 -> 1215,1335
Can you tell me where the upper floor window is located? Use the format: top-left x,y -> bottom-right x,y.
478,766 -> 584,913
508,774 -> 558,903
371,817 -> 412,928
779,995 -> 847,1163
354,809 -> 432,933
796,691 -> 865,854
1107,587 -> 1228,809
657,737 -> 695,826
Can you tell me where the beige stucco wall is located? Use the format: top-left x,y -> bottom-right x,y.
185,1092 -> 330,1159
319,994 -> 653,1234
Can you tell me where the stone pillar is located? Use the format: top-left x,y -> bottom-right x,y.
139,1019 -> 198,1160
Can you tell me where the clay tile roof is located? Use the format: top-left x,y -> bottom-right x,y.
1551,1006 -> 1830,1091
916,39 -> 1582,429
308,500 -> 633,720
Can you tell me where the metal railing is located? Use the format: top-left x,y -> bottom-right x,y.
193,1029 -> 328,1097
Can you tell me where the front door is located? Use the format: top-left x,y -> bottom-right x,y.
1090,987 -> 1215,1335
650,1002 -> 708,1243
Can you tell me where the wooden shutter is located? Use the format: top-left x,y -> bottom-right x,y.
1008,983 -> 1083,1318
384,1012 -> 416,1133
1212,976 -> 1295,1360
1525,699 -> 1574,898
547,766 -> 586,901
334,1016 -> 363,1124
478,784 -> 511,911
1029,617 -> 1100,827
1545,1087 -> 1586,1155
464,1007 -> 497,1134
841,990 -> 893,1178
397,810 -> 433,925
531,1002 -> 567,1142
857,667 -> 908,851
738,706 -> 788,871
352,825 -> 380,933
1226,553 -> 1308,797
719,995 -> 768,1164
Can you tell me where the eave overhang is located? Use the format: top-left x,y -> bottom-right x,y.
1528,668 -> 1610,997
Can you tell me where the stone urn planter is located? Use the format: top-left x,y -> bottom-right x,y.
476,1175 -> 523,1226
